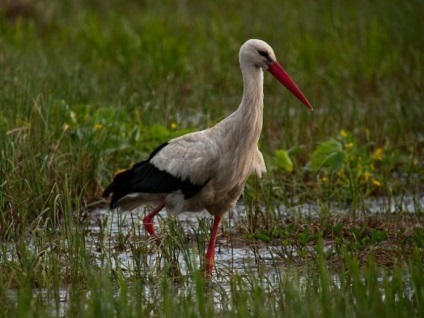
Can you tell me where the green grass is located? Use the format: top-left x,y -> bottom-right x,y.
0,0 -> 423,316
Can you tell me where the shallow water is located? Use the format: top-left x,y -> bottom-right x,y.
4,195 -> 423,314
87,195 -> 423,270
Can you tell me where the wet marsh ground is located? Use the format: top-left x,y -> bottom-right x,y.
1,0 -> 424,316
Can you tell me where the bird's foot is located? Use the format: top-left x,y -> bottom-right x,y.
203,258 -> 214,278
143,217 -> 162,245
142,202 -> 166,245
149,233 -> 162,246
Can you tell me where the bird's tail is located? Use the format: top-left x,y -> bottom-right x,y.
102,169 -> 135,209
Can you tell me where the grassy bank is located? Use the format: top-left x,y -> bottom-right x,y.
0,0 -> 423,316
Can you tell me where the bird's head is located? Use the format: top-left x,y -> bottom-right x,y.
240,39 -> 313,110
239,39 -> 277,69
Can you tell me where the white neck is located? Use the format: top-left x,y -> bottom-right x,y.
235,64 -> 264,145
212,63 -> 265,156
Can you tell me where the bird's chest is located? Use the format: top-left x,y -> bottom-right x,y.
208,145 -> 256,196
200,128 -> 260,210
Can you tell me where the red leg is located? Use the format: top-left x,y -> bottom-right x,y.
142,202 -> 165,242
204,215 -> 221,276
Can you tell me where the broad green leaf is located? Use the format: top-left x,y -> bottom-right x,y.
310,139 -> 345,172
147,124 -> 171,139
93,106 -> 117,123
274,149 -> 294,172
253,233 -> 272,242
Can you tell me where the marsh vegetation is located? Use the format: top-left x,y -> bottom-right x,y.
0,0 -> 423,316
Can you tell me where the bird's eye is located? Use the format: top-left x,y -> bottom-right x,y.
258,50 -> 269,59
257,50 -> 273,64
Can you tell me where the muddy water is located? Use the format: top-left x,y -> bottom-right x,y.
6,196 -> 422,314
83,195 -> 422,311
86,195 -> 423,276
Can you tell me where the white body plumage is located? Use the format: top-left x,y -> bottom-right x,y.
117,40 -> 273,216
103,39 -> 313,275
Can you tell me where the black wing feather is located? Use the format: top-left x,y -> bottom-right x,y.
103,142 -> 207,209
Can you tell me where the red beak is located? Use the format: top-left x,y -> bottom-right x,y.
267,61 -> 313,110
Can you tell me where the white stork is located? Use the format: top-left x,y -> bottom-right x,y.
103,39 -> 312,275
